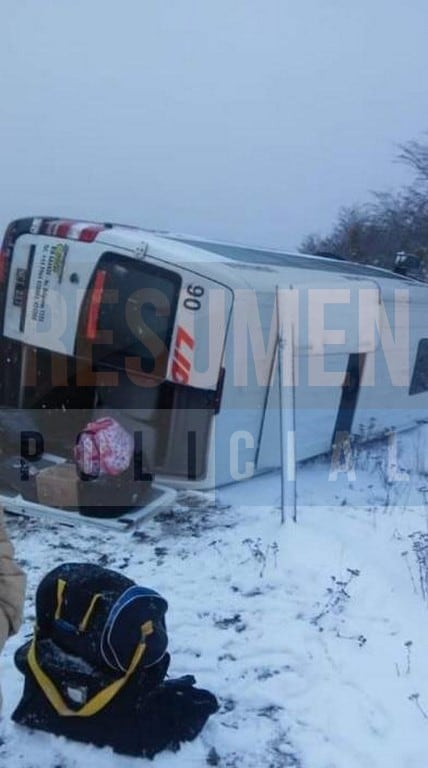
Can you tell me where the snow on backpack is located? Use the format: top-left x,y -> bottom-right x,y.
12,563 -> 218,758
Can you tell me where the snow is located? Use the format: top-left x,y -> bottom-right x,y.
1,428 -> 428,767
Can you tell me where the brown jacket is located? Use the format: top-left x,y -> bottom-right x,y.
0,508 -> 26,707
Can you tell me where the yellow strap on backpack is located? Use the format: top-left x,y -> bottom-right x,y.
27,620 -> 153,718
79,594 -> 102,632
54,579 -> 67,620
53,576 -> 102,633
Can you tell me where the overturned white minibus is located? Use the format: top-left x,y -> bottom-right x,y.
0,216 -> 427,501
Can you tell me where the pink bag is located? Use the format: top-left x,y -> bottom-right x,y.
74,418 -> 134,477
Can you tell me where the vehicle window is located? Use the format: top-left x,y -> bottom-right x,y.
78,253 -> 181,378
410,339 -> 428,395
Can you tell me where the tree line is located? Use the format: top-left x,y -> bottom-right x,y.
300,136 -> 428,275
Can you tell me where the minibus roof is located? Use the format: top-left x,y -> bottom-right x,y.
97,226 -> 415,292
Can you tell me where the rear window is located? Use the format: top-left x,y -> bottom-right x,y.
78,253 -> 181,378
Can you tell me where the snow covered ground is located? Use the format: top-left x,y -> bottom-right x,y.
1,428 -> 428,767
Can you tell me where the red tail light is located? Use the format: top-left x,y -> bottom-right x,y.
56,221 -> 73,238
44,220 -> 72,238
85,269 -> 107,340
79,224 -> 105,243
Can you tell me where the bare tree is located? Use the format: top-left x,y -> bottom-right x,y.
398,137 -> 428,184
300,135 -> 428,273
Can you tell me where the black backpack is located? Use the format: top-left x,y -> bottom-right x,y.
12,563 -> 218,758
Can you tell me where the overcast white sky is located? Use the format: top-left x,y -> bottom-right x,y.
0,0 -> 427,249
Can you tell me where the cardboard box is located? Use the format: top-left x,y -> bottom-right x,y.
36,463 -> 79,509
35,461 -> 153,517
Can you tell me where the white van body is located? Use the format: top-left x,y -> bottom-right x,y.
0,216 -> 427,490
